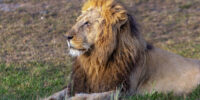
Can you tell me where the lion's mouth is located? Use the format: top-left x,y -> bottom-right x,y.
70,47 -> 85,51
67,40 -> 86,57
67,40 -> 87,51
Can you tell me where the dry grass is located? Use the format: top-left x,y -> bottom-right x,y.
0,0 -> 200,64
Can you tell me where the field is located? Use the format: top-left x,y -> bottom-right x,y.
0,0 -> 200,100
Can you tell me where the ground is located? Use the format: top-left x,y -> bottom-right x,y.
0,0 -> 200,100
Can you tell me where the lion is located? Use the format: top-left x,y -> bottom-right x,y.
45,0 -> 200,100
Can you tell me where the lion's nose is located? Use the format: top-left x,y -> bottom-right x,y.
67,36 -> 73,40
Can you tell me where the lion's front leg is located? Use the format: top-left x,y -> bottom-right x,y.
69,91 -> 120,100
43,88 -> 70,100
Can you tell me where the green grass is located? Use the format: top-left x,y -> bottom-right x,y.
127,86 -> 200,100
127,90 -> 200,100
0,62 -> 71,100
0,63 -> 199,100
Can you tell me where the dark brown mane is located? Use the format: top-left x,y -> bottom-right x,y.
127,14 -> 140,37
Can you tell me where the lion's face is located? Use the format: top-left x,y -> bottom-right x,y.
66,9 -> 103,57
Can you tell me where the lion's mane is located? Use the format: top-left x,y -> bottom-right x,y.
68,0 -> 152,95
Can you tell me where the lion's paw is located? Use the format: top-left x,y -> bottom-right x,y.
69,94 -> 90,100
69,92 -> 115,100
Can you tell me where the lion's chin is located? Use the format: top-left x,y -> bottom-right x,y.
69,48 -> 84,57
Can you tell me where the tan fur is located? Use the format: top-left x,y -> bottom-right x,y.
45,0 -> 200,100
137,48 -> 200,95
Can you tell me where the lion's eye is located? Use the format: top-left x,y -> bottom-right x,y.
83,21 -> 90,26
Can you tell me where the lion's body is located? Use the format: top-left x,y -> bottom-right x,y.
46,0 -> 200,99
70,44 -> 200,96
137,48 -> 200,94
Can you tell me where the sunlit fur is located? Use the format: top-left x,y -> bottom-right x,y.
46,0 -> 200,100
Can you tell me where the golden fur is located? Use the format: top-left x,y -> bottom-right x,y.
45,0 -> 200,100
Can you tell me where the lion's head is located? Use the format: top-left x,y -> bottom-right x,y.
66,0 -> 146,58
66,6 -> 103,57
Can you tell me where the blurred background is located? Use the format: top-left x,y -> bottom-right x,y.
0,0 -> 200,99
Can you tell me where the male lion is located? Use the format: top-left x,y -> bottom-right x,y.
46,0 -> 200,99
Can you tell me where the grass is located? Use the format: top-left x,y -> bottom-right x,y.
126,89 -> 200,100
0,0 -> 200,100
0,62 -> 71,100
0,63 -> 199,100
